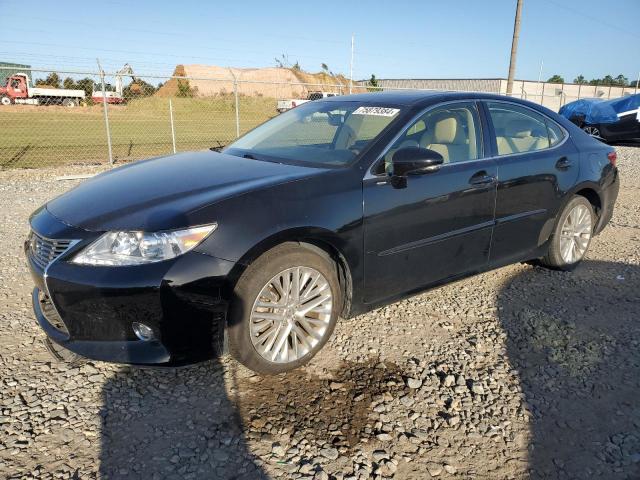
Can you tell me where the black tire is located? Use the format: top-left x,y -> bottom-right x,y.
227,243 -> 341,375
62,98 -> 77,108
541,196 -> 595,271
0,95 -> 12,106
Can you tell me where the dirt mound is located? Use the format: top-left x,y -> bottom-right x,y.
155,65 -> 190,97
156,64 -> 365,99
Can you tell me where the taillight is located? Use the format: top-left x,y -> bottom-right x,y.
607,151 -> 617,166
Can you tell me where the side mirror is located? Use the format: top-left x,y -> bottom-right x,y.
392,147 -> 444,177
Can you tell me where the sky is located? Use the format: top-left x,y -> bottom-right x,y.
0,0 -> 638,83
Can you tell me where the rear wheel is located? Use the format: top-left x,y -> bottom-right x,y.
582,125 -> 601,138
227,243 -> 340,374
62,98 -> 77,108
541,196 -> 594,270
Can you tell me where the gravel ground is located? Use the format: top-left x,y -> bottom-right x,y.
1,147 -> 639,480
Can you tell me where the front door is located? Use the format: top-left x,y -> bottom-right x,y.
363,101 -> 497,304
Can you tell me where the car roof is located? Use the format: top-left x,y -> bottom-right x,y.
321,90 -> 532,108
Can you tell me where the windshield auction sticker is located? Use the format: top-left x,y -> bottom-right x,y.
352,106 -> 400,116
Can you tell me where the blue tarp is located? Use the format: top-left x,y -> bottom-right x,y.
559,93 -> 640,125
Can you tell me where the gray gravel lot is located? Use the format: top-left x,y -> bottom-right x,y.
1,147 -> 639,479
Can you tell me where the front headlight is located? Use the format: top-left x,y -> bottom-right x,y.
71,224 -> 217,266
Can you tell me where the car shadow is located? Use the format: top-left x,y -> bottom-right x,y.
497,260 -> 640,478
98,358 -> 269,479
97,267 -> 269,479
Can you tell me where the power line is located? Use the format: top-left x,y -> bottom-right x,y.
539,0 -> 640,40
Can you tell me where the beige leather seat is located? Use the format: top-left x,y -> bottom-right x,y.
496,120 -> 550,155
419,114 -> 469,163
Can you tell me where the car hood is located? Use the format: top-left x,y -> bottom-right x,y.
46,150 -> 328,231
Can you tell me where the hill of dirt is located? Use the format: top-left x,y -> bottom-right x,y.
156,65 -> 365,99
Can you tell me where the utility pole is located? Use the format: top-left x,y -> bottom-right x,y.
349,33 -> 354,95
506,0 -> 524,96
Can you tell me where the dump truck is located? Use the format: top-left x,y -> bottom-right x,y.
0,73 -> 85,107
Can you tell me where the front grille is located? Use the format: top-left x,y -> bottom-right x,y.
28,230 -> 74,270
38,290 -> 69,336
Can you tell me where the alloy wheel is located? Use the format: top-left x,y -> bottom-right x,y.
249,266 -> 333,364
583,125 -> 601,138
559,204 -> 592,264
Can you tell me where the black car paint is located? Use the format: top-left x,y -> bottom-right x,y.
26,91 -> 619,366
593,110 -> 640,142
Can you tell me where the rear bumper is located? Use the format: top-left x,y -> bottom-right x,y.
594,166 -> 620,235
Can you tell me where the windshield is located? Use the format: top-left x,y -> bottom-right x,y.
224,101 -> 403,167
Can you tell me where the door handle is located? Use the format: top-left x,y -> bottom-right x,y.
555,157 -> 573,170
469,171 -> 496,186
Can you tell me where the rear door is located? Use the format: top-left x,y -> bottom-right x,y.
482,101 -> 579,265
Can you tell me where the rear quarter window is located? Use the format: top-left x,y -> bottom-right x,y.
546,120 -> 565,147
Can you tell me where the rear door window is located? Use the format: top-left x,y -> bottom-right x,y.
486,102 -> 552,155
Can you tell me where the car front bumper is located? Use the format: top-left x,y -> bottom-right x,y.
26,208 -> 236,366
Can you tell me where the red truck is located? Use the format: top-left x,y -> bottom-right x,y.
0,73 -> 85,107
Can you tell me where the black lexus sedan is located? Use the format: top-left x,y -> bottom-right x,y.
26,91 -> 619,374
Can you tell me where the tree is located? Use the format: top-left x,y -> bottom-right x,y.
123,79 -> 156,98
573,75 -> 588,85
45,72 -> 61,88
321,63 -> 329,73
614,74 -> 628,87
367,74 -> 380,92
292,61 -> 301,71
547,74 -> 564,84
275,54 -> 290,68
176,79 -> 194,98
75,78 -> 95,101
601,75 -> 615,86
63,77 -> 76,89
35,72 -> 61,88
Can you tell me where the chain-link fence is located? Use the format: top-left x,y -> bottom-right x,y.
1,67 -> 637,170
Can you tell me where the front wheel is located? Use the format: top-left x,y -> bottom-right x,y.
227,243 -> 341,374
0,95 -> 12,106
541,196 -> 594,271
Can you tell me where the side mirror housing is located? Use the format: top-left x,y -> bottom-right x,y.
392,147 -> 444,177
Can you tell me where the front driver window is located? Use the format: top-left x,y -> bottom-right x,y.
382,102 -> 482,173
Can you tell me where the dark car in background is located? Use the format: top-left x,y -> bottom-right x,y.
559,93 -> 640,143
25,91 -> 619,374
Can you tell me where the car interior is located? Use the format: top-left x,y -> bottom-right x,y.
488,107 -> 551,155
382,105 -> 481,173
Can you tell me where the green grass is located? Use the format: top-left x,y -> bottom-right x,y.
0,96 -> 278,169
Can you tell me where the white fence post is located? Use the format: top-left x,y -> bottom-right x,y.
234,79 -> 240,138
226,67 -> 241,138
97,60 -> 113,165
169,99 -> 176,154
